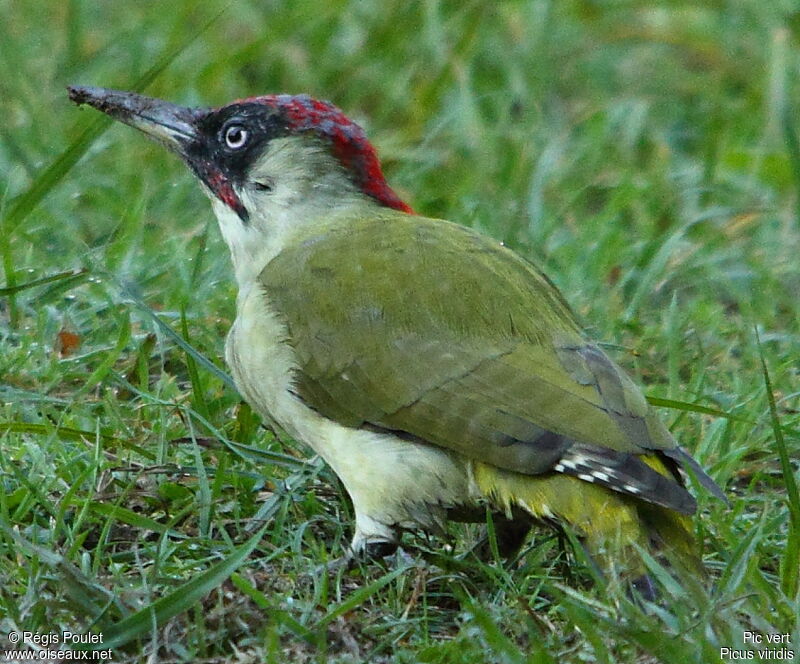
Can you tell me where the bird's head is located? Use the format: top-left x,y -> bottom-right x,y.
68,86 -> 411,282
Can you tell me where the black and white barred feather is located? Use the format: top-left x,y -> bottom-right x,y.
551,443 -> 699,514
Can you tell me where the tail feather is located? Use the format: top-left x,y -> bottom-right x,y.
554,444 -> 697,515
471,459 -> 702,577
662,445 -> 729,505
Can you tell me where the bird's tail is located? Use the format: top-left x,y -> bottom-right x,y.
471,459 -> 703,581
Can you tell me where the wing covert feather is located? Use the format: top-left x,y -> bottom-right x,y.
260,212 -> 678,476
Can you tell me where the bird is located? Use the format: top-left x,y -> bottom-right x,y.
68,85 -> 726,586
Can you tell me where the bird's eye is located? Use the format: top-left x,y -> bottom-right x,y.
224,124 -> 248,149
252,180 -> 273,193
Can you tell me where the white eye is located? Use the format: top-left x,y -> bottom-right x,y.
224,124 -> 248,149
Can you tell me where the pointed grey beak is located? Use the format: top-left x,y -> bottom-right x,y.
68,86 -> 200,155
69,85 -> 249,221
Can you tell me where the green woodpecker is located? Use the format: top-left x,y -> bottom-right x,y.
69,86 -> 725,581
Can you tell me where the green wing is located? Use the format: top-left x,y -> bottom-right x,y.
259,210 -> 718,512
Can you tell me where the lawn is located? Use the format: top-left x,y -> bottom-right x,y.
1,1 -> 798,662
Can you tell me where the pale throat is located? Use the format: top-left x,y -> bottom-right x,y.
207,182 -> 375,293
208,195 -> 287,290
207,138 -> 378,290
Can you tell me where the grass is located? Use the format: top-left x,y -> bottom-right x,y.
1,1 -> 799,662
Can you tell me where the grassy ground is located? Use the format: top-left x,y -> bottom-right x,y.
1,1 -> 799,662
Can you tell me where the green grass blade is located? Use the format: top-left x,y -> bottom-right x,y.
230,572 -> 314,641
3,8 -> 227,236
0,267 -> 89,296
82,521 -> 271,651
314,566 -> 408,631
716,512 -> 762,596
0,522 -> 125,621
74,310 -> 131,398
782,104 -> 800,225
461,592 -> 556,664
3,115 -> 111,236
646,395 -> 749,422
88,502 -> 189,539
180,305 -> 211,421
188,428 -> 212,538
107,369 -> 307,470
755,329 -> 800,597
623,224 -> 688,323
0,421 -> 155,459
116,280 -> 237,392
648,395 -> 799,438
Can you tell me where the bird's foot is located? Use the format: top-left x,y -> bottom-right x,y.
360,539 -> 400,559
309,539 -> 414,579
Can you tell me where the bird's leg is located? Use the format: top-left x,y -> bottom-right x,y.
349,514 -> 400,561
630,574 -> 658,602
305,515 -> 400,577
360,539 -> 400,559
471,510 -> 534,562
309,535 -> 400,577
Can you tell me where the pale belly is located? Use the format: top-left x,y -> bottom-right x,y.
225,283 -> 476,544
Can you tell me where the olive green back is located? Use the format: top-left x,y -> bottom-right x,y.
258,210 -> 680,476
